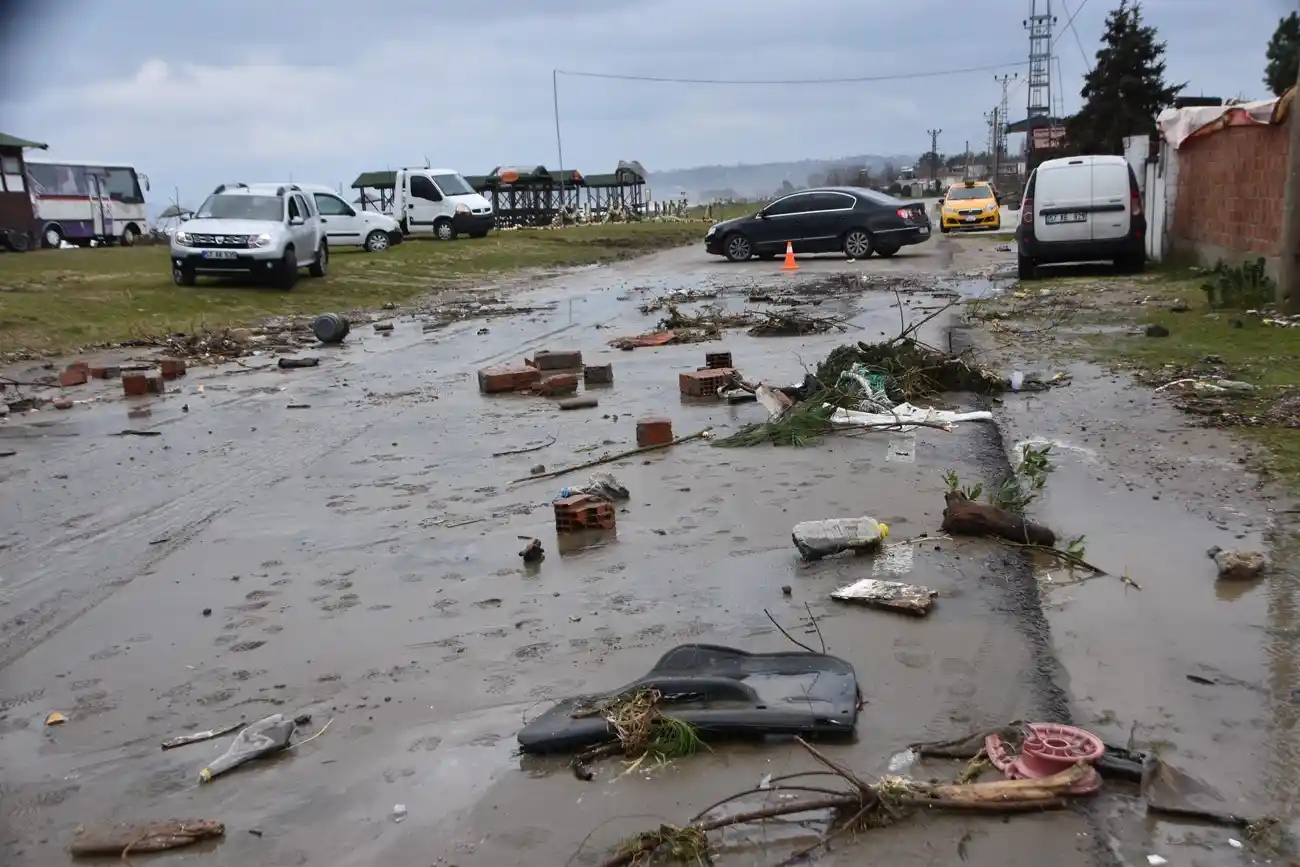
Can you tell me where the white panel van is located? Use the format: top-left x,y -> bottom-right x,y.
1015,155 -> 1146,280
390,168 -> 494,240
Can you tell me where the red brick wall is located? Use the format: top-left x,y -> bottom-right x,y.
1172,121 -> 1289,261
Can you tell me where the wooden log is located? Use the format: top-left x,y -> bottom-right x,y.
69,820 -> 225,855
941,491 -> 1056,547
918,763 -> 1088,804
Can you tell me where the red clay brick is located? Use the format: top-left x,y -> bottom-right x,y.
58,368 -> 88,387
88,365 -> 121,379
636,417 -> 674,447
553,494 -> 616,533
704,351 -> 733,370
159,358 -> 187,380
532,350 -> 583,371
478,365 -> 541,394
583,364 -> 614,385
122,373 -> 150,396
66,361 -> 90,375
679,367 -> 737,397
536,373 -> 579,397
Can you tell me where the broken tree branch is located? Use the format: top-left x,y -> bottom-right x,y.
941,490 -> 1056,547
763,608 -> 820,654
492,434 -> 557,457
509,428 -> 712,484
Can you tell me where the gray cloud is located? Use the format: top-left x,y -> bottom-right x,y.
0,0 -> 1281,206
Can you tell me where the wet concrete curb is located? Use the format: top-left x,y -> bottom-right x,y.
958,324 -> 1124,867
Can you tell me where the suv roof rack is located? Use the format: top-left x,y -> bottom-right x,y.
212,182 -> 250,195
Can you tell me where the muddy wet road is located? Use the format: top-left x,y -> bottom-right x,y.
0,237 -> 1134,866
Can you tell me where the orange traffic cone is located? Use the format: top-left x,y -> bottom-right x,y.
781,241 -> 799,271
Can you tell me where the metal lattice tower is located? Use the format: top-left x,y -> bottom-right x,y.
994,73 -> 1018,174
1024,0 -> 1056,122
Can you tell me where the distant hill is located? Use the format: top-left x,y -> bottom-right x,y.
646,154 -> 919,202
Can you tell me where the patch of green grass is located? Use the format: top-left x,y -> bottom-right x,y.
1082,274 -> 1300,489
0,221 -> 703,353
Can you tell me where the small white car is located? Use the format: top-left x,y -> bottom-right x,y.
171,183 -> 327,290
290,184 -> 402,253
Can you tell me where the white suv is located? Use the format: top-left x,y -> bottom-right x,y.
171,183 -> 328,290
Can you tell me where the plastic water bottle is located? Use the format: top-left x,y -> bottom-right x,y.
1010,371 -> 1024,392
791,517 -> 890,561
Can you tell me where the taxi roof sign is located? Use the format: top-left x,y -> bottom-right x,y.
963,180 -> 976,187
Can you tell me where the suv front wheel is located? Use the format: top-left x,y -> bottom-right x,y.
309,242 -> 329,278
277,246 -> 298,290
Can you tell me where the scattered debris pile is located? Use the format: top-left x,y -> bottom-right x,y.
748,309 -> 847,337
596,732 -> 1100,867
715,336 -> 1002,448
638,288 -> 719,314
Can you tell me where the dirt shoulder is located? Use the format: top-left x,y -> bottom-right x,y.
0,221 -> 705,359
967,251 -> 1300,495
947,234 -> 1298,862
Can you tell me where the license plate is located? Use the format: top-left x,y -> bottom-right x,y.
201,250 -> 237,260
918,226 -> 929,235
1046,212 -> 1087,224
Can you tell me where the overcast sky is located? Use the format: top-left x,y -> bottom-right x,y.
0,0 -> 1288,207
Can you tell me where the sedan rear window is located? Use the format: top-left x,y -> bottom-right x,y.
854,189 -> 904,207
946,185 -> 993,201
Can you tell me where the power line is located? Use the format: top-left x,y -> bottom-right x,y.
1059,0 -> 1095,72
555,60 -> 1031,87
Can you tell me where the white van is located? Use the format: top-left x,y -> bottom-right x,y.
390,168 -> 494,240
1015,154 -> 1146,280
279,184 -> 402,253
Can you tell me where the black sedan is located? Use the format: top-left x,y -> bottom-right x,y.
705,187 -> 932,262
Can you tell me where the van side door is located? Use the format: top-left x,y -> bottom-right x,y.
314,192 -> 364,246
406,174 -> 443,235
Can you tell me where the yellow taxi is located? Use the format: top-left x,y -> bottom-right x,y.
939,180 -> 1000,233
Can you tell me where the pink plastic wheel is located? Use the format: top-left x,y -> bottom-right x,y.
1017,723 -> 1105,777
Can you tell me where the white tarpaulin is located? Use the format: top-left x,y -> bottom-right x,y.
826,402 -> 993,432
1157,97 -> 1285,150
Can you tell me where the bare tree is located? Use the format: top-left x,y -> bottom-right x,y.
880,161 -> 898,185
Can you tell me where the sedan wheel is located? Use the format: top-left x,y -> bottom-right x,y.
724,234 -> 752,262
843,229 -> 872,259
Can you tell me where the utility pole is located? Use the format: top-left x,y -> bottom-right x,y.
964,139 -> 970,178
926,128 -> 942,188
1280,54 -> 1300,313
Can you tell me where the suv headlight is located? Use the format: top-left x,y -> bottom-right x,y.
248,233 -> 273,248
174,231 -> 190,245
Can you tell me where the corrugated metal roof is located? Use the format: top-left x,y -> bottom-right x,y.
352,171 -> 396,189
